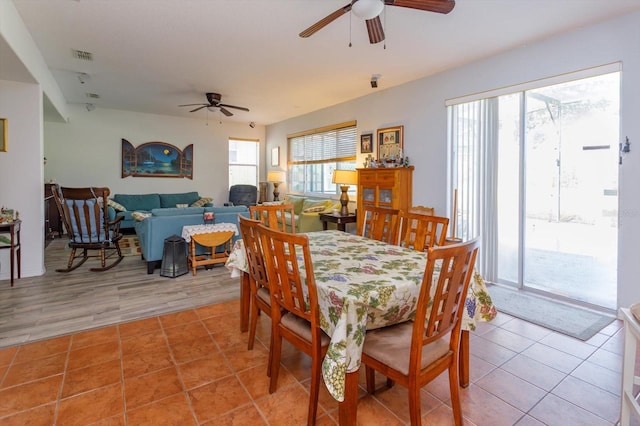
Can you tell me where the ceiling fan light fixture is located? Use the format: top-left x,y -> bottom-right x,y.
352,0 -> 384,20
206,106 -> 217,112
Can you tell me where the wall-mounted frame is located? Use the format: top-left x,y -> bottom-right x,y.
0,118 -> 7,152
271,147 -> 280,166
360,133 -> 373,154
121,139 -> 193,179
377,125 -> 404,161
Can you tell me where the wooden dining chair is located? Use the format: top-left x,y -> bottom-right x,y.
238,216 -> 274,361
249,204 -> 296,232
409,205 -> 435,216
361,238 -> 479,426
258,224 -> 330,426
396,211 -> 449,251
359,205 -> 400,244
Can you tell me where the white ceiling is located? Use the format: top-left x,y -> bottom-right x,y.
9,0 -> 640,125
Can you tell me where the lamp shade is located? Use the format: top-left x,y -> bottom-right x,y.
352,0 -> 384,19
267,171 -> 286,183
332,170 -> 357,185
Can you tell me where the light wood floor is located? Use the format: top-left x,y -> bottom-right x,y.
0,237 -> 240,348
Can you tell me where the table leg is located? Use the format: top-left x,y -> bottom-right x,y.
337,223 -> 346,232
459,329 -> 470,388
240,272 -> 250,332
322,220 -> 329,231
338,370 -> 358,425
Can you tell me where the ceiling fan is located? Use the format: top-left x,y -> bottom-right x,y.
178,92 -> 250,117
299,0 -> 455,44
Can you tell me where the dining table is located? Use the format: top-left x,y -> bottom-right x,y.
226,230 -> 496,425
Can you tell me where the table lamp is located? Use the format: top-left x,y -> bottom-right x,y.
267,170 -> 286,201
332,170 -> 357,216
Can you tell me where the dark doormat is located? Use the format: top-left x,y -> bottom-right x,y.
488,284 -> 616,341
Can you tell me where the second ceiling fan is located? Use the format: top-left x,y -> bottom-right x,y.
300,0 -> 455,44
179,92 -> 249,117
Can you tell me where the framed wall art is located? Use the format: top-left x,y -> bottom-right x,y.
0,118 -> 6,152
360,133 -> 373,154
271,147 -> 280,166
377,125 -> 404,161
121,139 -> 193,179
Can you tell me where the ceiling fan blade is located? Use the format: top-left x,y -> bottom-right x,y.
299,3 -> 352,38
385,0 -> 455,14
219,107 -> 234,117
366,16 -> 385,44
219,103 -> 250,112
178,103 -> 206,107
189,105 -> 207,113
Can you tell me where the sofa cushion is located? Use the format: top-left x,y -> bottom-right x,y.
152,206 -> 205,216
302,199 -> 333,213
113,193 -> 161,211
107,199 -> 127,212
205,206 -> 248,214
131,211 -> 152,221
159,192 -> 200,208
191,197 -> 213,207
283,194 -> 306,215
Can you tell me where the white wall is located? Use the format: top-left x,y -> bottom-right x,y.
44,105 -> 266,205
266,11 -> 640,310
0,79 -> 44,279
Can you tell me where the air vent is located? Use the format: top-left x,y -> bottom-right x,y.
72,49 -> 93,61
86,93 -> 100,99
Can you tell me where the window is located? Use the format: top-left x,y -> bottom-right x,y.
287,121 -> 357,196
229,138 -> 258,187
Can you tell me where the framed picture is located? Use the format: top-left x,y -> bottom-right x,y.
121,139 -> 193,179
377,125 -> 404,161
360,133 -> 373,154
271,147 -> 280,166
0,118 -> 6,152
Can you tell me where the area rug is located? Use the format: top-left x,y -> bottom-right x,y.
119,235 -> 141,257
488,284 -> 615,341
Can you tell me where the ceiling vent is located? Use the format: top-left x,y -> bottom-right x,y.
72,49 -> 93,61
86,93 -> 100,99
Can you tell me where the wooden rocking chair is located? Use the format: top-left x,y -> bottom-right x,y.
51,186 -> 124,272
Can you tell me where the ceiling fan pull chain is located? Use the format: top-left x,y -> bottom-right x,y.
349,8 -> 353,47
383,4 -> 387,49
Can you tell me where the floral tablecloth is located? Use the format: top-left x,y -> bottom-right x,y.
226,230 -> 496,401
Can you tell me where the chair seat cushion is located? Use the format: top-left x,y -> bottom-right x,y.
362,321 -> 451,376
281,313 -> 331,346
257,287 -> 271,305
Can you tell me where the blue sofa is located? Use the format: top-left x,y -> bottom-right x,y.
110,192 -> 213,230
134,205 -> 249,274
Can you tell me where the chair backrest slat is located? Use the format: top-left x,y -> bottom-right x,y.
397,211 -> 449,251
52,186 -> 111,244
238,216 -> 269,292
360,206 -> 400,244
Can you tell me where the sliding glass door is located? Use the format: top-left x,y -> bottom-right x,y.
451,70 -> 620,310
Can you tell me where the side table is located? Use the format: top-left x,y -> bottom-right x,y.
0,219 -> 21,286
319,212 -> 357,232
182,223 -> 238,276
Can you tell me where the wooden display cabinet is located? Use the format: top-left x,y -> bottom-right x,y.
356,166 -> 413,228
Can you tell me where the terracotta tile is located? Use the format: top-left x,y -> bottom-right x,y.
122,346 -> 174,378
210,328 -> 248,351
459,384 -> 524,426
196,301 -> 238,320
57,382 -> 124,426
71,325 -> 119,349
0,375 -> 62,417
236,364 -> 297,400
164,321 -> 210,346
521,342 -> 582,374
159,310 -> 199,328
469,336 -> 517,367
347,394 -> 404,425
515,415 -> 547,426
498,317 -> 552,341
254,382 -> 323,425
279,351 -> 313,382
202,404 -> 267,425
188,375 -> 252,423
529,393 -> 611,426
363,380 -> 441,423
126,393 -> 196,425
118,316 -> 162,338
480,327 -> 536,352
1,352 -> 66,388
551,375 -> 619,423
587,346 -> 622,373
170,336 -> 218,364
121,329 -> 167,356
124,366 -> 183,409
178,352 -> 233,390
67,340 -> 120,371
500,354 -> 565,391
0,346 -> 17,367
601,329 -> 624,355
571,359 -> 621,396
422,403 -> 478,426
223,343 -> 270,372
468,353 -> 497,383
539,332 -> 597,359
93,414 -> 126,425
0,402 -> 55,426
475,368 -> 546,412
13,335 -> 70,363
62,359 -> 122,398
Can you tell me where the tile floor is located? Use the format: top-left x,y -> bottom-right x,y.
0,298 -> 626,425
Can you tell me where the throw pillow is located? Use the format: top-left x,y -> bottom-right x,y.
107,199 -> 127,212
191,197 -> 213,207
303,205 -> 327,213
131,211 -> 151,221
